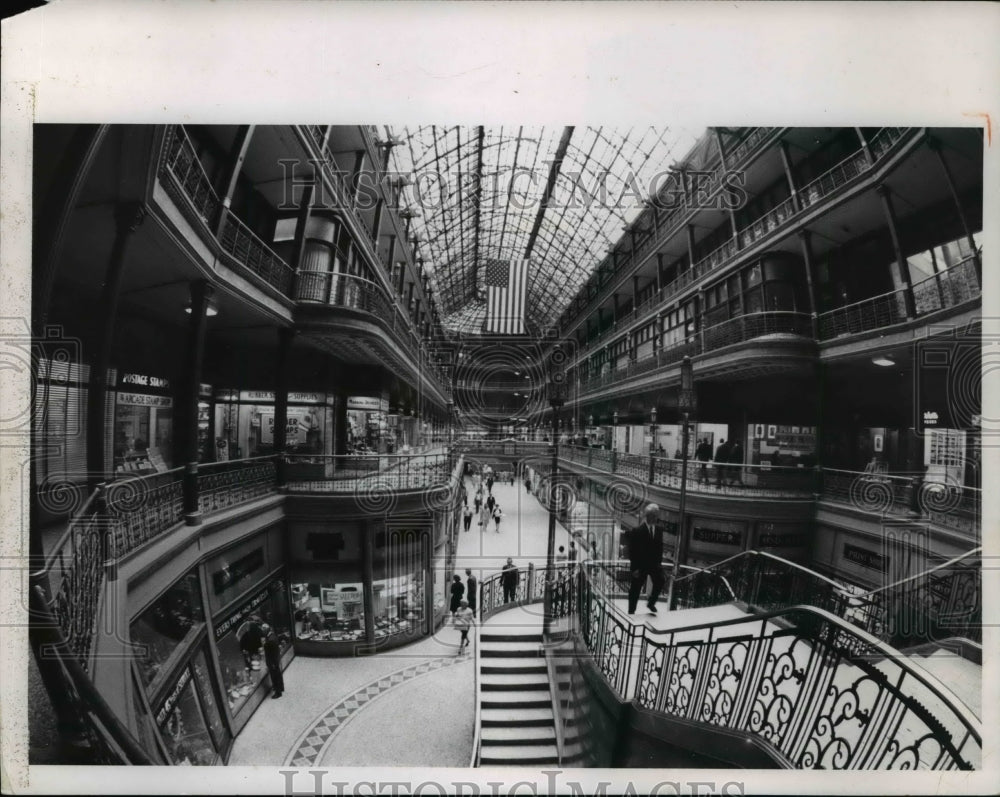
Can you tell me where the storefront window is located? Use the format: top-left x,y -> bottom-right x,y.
214,578 -> 291,716
346,397 -> 390,453
292,581 -> 365,641
190,649 -> 228,753
372,570 -> 425,640
113,371 -> 174,475
213,391 -> 335,461
131,571 -> 204,689
154,667 -> 219,766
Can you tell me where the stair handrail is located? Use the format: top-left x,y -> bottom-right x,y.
469,608 -> 483,768
849,546 -> 982,602
672,549 -> 852,595
577,563 -> 981,769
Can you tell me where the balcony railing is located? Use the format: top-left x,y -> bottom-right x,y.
579,311 -> 811,394
160,125 -> 220,226
817,288 -> 904,339
910,256 -> 981,317
218,208 -> 295,296
284,452 -> 455,494
818,468 -> 981,537
573,562 -> 980,769
198,456 -> 278,515
107,468 -> 185,559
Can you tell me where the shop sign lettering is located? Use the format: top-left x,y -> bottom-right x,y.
214,579 -> 285,641
121,372 -> 171,389
155,667 -> 191,725
117,392 -> 173,408
843,544 -> 887,571
693,527 -> 741,546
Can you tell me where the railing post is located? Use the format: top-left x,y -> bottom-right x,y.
527,561 -> 535,602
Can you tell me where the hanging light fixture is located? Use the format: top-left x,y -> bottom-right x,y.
872,355 -> 895,367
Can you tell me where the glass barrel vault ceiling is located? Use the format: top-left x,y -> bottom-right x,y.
383,125 -> 700,335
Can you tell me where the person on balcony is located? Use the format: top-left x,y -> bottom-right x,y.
626,504 -> 666,615
714,439 -> 730,487
465,568 -> 478,613
696,438 -> 712,484
728,440 -> 744,486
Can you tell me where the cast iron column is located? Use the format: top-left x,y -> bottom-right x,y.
182,281 -> 213,525
666,356 -> 696,610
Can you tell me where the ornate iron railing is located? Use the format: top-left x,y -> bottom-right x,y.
107,468 -> 186,559
198,456 -> 278,514
218,208 -> 295,296
843,548 -> 982,646
33,489 -> 108,671
910,255 -> 981,316
284,451 -> 455,494
159,125 -> 220,226
573,562 -> 981,769
29,584 -> 155,764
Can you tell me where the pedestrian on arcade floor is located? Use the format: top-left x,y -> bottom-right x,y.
463,504 -> 473,532
261,623 -> 284,699
453,599 -> 475,655
465,568 -> 478,613
492,505 -> 503,532
450,574 -> 465,614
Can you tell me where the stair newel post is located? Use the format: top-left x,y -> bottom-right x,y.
527,561 -> 535,604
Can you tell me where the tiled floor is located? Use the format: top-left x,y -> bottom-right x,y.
229,474 -> 563,766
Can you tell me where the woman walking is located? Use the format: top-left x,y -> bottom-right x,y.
450,574 -> 465,614
492,504 -> 503,533
453,599 -> 475,655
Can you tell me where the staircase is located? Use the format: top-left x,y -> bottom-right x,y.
478,608 -> 558,766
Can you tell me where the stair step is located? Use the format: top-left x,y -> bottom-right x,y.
480,642 -> 543,657
480,725 -> 556,744
482,692 -> 552,709
482,681 -> 549,692
481,663 -> 547,674
480,672 -> 549,687
481,707 -> 553,727
480,633 -> 544,643
480,744 -> 559,765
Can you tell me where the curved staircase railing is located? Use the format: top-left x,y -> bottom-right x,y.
575,561 -> 981,770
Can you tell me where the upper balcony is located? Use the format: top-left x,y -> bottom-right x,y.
155,125 -> 449,402
567,127 -> 921,370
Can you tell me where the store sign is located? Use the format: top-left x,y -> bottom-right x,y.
199,383 -> 213,399
241,390 -> 275,403
214,579 -> 285,641
214,389 -> 239,402
120,372 -> 171,390
155,667 -> 192,726
758,532 -> 806,548
843,544 -> 887,572
693,527 -> 741,546
117,392 -> 174,408
289,392 -> 325,405
347,396 -> 388,412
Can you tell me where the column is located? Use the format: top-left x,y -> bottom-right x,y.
274,328 -> 294,487
855,127 -> 874,166
289,183 -> 315,299
214,125 -> 254,237
362,521 -> 376,644
686,224 -> 697,272
612,294 -> 620,323
656,253 -> 665,293
928,137 -> 983,285
350,150 -> 366,206
182,281 -> 214,525
798,230 -> 820,338
877,184 -> 916,319
713,127 -> 728,170
86,202 -> 146,490
778,140 -> 801,211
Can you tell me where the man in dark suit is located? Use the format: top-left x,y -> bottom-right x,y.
627,503 -> 666,615
501,558 -> 519,603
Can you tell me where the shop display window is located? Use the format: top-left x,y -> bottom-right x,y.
131,571 -> 205,689
114,402 -> 174,475
215,579 -> 291,716
292,581 -> 366,641
214,397 -> 334,462
130,673 -> 165,764
372,570 -> 425,639
155,667 -> 219,766
191,649 -> 228,753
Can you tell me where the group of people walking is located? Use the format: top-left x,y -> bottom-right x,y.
695,437 -> 744,487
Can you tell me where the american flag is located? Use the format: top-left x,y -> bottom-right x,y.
483,258 -> 529,334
